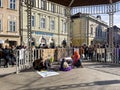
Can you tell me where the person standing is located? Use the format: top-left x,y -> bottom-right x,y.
3,45 -> 11,68
88,45 -> 94,61
84,46 -> 89,60
79,46 -> 85,60
0,44 -> 4,66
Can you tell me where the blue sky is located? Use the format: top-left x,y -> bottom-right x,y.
94,11 -> 120,27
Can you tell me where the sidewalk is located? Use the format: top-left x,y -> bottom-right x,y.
0,61 -> 60,76
0,66 -> 16,76
0,62 -> 120,90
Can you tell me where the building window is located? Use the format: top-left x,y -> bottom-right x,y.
98,29 -> 100,37
0,0 -> 2,7
50,20 -> 55,30
31,15 -> 35,27
59,7 -> 62,14
64,9 -> 67,16
33,0 -> 36,7
8,21 -> 16,32
41,0 -> 46,10
97,26 -> 102,37
105,31 -> 107,39
57,5 -> 60,13
51,3 -> 55,13
40,18 -> 45,28
96,27 -> 98,37
90,27 -> 93,35
0,20 -> 2,31
9,0 -> 16,9
62,22 -> 67,33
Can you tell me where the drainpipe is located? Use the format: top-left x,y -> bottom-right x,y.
86,14 -> 89,46
58,15 -> 60,47
19,0 -> 22,45
79,14 -> 81,46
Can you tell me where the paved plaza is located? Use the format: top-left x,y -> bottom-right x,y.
0,62 -> 120,90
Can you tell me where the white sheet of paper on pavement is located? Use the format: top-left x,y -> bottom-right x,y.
37,71 -> 59,78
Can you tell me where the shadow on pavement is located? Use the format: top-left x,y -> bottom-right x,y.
83,62 -> 120,76
0,72 -> 16,78
20,67 -> 35,73
83,62 -> 120,68
20,80 -> 120,90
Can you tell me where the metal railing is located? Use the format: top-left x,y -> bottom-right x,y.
15,47 -> 120,73
92,48 -> 120,64
15,48 -> 74,73
71,1 -> 120,15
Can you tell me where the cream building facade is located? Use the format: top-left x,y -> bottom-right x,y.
0,0 -> 20,47
21,0 -> 70,47
71,13 -> 108,46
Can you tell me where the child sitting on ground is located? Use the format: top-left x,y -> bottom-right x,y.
59,58 -> 72,71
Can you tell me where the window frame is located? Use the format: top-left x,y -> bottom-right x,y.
62,22 -> 67,34
40,18 -> 46,29
64,8 -> 67,16
0,0 -> 2,7
51,3 -> 55,13
8,21 -> 16,32
90,27 -> 93,35
9,0 -> 16,10
41,0 -> 46,10
31,15 -> 35,27
0,19 -> 2,31
50,20 -> 55,30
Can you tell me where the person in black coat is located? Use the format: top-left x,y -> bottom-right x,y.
3,45 -> 11,68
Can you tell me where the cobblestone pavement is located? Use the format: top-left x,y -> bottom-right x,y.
0,62 -> 120,90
